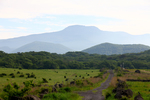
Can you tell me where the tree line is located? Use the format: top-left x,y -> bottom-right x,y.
0,50 -> 150,69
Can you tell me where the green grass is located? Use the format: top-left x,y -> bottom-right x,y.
42,92 -> 82,100
0,68 -> 100,91
126,81 -> 150,100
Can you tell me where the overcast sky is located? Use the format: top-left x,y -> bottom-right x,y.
0,0 -> 150,39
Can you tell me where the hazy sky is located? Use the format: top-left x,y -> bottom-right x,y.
0,0 -> 150,39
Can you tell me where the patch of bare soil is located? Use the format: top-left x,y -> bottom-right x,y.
78,70 -> 114,100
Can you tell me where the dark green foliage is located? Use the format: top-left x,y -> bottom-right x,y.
1,73 -> 7,76
2,81 -> 32,100
1,50 -> 150,69
11,75 -> 15,78
64,76 -> 66,78
30,74 -> 35,78
0,74 -> 3,77
105,92 -> 111,99
117,73 -> 123,76
19,74 -> 24,77
42,78 -> 48,83
9,73 -> 14,76
58,87 -> 71,93
76,80 -> 83,86
94,72 -> 104,78
17,71 -> 20,74
49,78 -> 51,80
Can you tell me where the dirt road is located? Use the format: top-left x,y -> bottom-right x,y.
78,70 -> 114,100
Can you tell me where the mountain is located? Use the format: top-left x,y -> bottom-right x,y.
82,43 -> 150,55
0,46 -> 14,53
0,25 -> 150,52
12,41 -> 72,54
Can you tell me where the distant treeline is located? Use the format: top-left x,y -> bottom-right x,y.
0,50 -> 150,69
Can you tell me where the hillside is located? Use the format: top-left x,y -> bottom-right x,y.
82,43 -> 150,55
0,25 -> 150,52
12,41 -> 72,54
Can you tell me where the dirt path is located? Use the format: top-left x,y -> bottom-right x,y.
78,70 -> 114,100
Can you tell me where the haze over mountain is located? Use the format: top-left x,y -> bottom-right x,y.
0,25 -> 150,53
82,43 -> 150,55
12,41 -> 71,54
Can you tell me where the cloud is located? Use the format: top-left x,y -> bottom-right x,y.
17,27 -> 27,30
0,0 -> 150,36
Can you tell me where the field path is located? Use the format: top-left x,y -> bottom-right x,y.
77,70 -> 114,100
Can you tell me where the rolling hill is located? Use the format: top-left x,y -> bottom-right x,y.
82,43 -> 150,55
12,41 -> 72,54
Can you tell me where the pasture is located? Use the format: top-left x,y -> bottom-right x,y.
0,68 -> 100,91
103,69 -> 150,100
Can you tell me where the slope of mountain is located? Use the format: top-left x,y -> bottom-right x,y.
0,25 -> 150,51
12,41 -> 72,54
0,46 -> 14,53
82,43 -> 150,55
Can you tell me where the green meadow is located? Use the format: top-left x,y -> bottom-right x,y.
0,68 -> 100,90
103,69 -> 150,100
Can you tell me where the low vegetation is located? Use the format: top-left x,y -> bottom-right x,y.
103,68 -> 150,100
0,68 -> 108,100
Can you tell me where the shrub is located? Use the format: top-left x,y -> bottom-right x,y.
87,74 -> 90,76
0,74 -> 3,77
30,74 -> 35,78
1,73 -> 7,76
9,73 -> 14,76
19,74 -> 24,77
2,81 -> 31,100
105,92 -> 111,99
17,71 -> 20,74
11,75 -> 15,78
117,73 -> 122,77
76,80 -> 83,86
64,76 -> 66,78
49,78 -> 51,80
42,78 -> 48,83
82,77 -> 85,79
58,87 -> 71,93
19,68 -> 22,70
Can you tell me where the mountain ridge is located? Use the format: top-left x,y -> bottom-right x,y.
82,42 -> 150,55
12,41 -> 72,54
0,25 -> 150,52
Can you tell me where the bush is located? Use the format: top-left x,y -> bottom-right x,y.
9,73 -> 14,76
58,87 -> 71,93
19,74 -> 24,77
76,80 -> 83,86
117,73 -> 122,77
11,75 -> 15,78
105,92 -> 111,99
17,71 -> 20,74
1,73 -> 7,76
42,78 -> 48,83
64,76 -> 66,78
2,81 -> 31,100
0,74 -> 3,77
30,74 -> 35,78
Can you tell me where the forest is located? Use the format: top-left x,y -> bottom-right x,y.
0,50 -> 150,69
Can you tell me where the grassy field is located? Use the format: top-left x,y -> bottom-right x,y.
103,69 -> 150,100
0,68 -> 100,91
